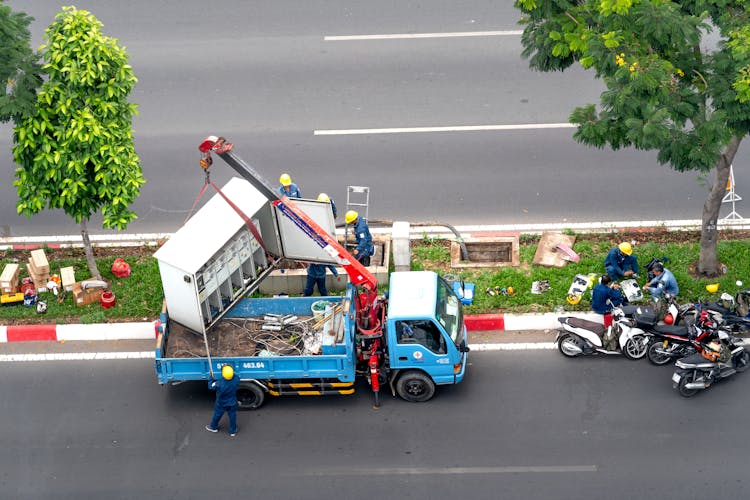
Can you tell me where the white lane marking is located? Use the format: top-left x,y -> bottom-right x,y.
314,123 -> 576,136
0,345 -> 556,362
324,30 -> 523,41
0,352 -> 155,362
469,343 -> 556,351
302,465 -> 597,476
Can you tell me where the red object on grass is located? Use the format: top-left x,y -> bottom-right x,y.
111,258 -> 131,278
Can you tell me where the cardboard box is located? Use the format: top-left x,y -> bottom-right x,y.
60,266 -> 76,292
25,263 -> 49,293
72,282 -> 106,307
30,249 -> 50,275
1,263 -> 20,293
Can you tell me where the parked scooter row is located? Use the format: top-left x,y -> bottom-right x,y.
556,295 -> 750,398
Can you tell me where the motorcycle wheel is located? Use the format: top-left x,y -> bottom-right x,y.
734,350 -> 750,373
558,334 -> 583,358
677,371 -> 699,398
647,341 -> 673,366
623,335 -> 649,360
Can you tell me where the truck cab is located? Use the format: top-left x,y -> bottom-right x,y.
385,271 -> 469,402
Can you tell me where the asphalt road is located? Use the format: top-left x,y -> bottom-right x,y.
2,1 -> 740,238
2,343 -> 750,499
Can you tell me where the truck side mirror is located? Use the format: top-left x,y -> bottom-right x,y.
459,341 -> 470,353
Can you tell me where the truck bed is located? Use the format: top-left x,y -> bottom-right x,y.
155,295 -> 357,384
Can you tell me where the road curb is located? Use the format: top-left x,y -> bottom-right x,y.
0,322 -> 159,343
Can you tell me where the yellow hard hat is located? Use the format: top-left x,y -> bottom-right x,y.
507,286 -> 515,296
317,193 -> 330,202
618,242 -> 632,256
566,294 -> 582,305
279,173 -> 292,186
345,210 -> 358,224
221,364 -> 234,380
706,283 -> 719,294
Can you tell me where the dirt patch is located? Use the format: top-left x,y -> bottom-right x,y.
165,317 -> 320,358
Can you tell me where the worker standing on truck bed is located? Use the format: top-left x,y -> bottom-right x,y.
206,365 -> 241,437
345,210 -> 374,266
278,173 -> 301,198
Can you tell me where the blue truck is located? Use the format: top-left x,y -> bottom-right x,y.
153,136 -> 469,409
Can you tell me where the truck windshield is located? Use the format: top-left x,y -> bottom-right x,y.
435,277 -> 464,343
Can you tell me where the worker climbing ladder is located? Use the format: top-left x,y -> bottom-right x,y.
722,164 -> 743,220
345,185 -> 370,251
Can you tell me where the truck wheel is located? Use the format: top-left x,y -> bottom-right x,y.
237,383 -> 265,410
396,371 -> 436,403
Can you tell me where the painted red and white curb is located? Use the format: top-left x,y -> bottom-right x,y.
0,322 -> 159,343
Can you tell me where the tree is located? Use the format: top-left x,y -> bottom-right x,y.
12,6 -> 145,280
0,0 -> 43,122
515,0 -> 750,277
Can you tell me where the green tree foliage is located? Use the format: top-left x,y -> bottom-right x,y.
0,0 -> 43,122
515,0 -> 750,276
12,6 -> 145,279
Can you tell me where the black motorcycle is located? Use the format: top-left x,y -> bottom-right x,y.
644,308 -> 716,366
671,331 -> 750,398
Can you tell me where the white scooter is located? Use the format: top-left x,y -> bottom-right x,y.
556,307 -> 651,360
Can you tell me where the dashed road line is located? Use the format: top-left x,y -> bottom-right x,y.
301,464 -> 597,476
314,123 -> 576,136
324,30 -> 523,41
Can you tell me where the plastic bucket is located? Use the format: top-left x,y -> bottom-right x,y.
101,291 -> 116,309
311,300 -> 328,319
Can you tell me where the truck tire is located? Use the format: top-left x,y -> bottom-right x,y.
237,383 -> 265,410
396,371 -> 436,403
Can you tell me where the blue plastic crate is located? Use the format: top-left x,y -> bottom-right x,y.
452,282 -> 475,305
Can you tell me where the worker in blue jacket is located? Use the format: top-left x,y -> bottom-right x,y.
345,210 -> 374,266
592,274 -> 624,315
604,242 -> 639,281
205,364 -> 241,436
317,193 -> 337,219
278,173 -> 301,198
304,262 -> 340,296
643,262 -> 679,299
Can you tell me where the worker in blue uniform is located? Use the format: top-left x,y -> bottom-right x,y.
304,263 -> 340,296
604,242 -> 639,281
317,193 -> 337,219
345,210 -> 374,266
205,364 -> 241,436
592,274 -> 624,316
278,173 -> 301,198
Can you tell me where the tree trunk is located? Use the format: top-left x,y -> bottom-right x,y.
698,135 -> 742,277
80,218 -> 102,281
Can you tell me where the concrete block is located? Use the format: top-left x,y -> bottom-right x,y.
391,221 -> 411,272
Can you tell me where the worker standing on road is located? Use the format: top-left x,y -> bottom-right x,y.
278,173 -> 302,198
304,262 -> 341,297
205,364 -> 241,437
345,210 -> 374,266
317,193 -> 337,219
604,242 -> 639,281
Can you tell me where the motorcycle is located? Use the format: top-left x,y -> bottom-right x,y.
644,308 -> 716,366
671,330 -> 750,397
556,307 -> 651,360
688,290 -> 750,335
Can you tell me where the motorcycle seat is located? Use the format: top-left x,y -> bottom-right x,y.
633,311 -> 657,327
652,324 -> 689,336
564,317 -> 606,337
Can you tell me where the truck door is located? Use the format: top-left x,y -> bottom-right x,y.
390,319 -> 460,384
